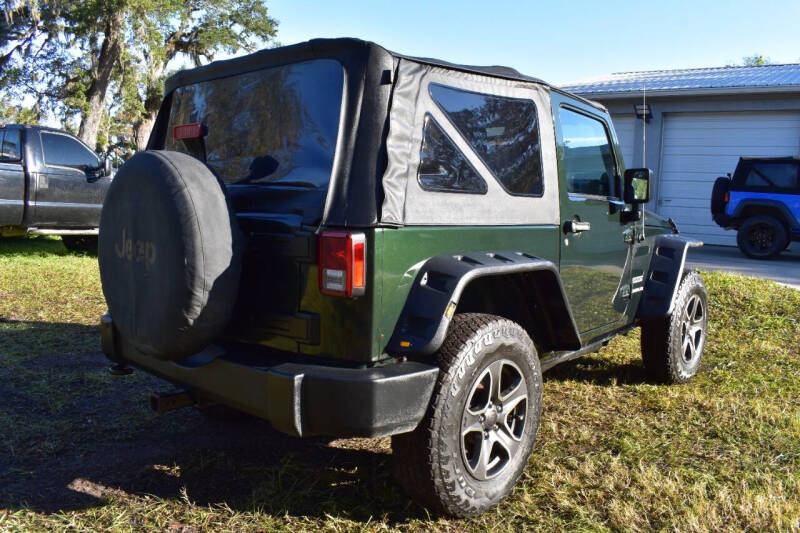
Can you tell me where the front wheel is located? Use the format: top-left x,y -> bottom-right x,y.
641,271 -> 708,384
392,313 -> 542,517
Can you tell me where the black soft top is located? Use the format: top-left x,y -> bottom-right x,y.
164,38 -> 547,94
153,39 -> 597,228
738,156 -> 800,163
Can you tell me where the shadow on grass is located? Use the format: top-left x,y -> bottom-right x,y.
0,322 -> 655,524
544,355 -> 649,386
0,321 -> 426,523
0,235 -> 95,257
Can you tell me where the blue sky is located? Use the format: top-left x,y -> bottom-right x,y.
267,0 -> 800,85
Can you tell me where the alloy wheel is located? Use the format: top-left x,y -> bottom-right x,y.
460,359 -> 529,480
680,294 -> 706,364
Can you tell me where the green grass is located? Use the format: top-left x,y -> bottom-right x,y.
1,235 -> 799,532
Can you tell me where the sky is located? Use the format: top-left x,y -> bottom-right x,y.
265,0 -> 800,85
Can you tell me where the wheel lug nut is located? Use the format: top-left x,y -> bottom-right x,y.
493,424 -> 499,430
479,415 -> 485,422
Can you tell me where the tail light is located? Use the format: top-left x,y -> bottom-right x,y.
318,231 -> 366,297
724,191 -> 730,204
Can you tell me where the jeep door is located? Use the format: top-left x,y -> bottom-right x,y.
552,96 -> 633,336
36,131 -> 109,227
0,127 -> 25,226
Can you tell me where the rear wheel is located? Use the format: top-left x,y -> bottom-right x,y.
392,313 -> 542,517
736,215 -> 788,259
641,271 -> 708,384
62,235 -> 98,253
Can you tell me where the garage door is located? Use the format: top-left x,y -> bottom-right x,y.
611,115 -> 636,169
659,111 -> 800,245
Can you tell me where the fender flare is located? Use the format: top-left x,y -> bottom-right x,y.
387,251 -> 582,356
637,235 -> 702,319
732,199 -> 799,229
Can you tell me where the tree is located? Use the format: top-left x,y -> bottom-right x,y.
0,95 -> 42,124
1,0 -> 278,152
742,54 -> 772,66
123,0 -> 278,151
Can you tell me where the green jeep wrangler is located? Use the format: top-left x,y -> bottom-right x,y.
98,38 -> 709,517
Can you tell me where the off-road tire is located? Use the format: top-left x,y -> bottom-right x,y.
736,215 -> 788,259
641,271 -> 708,384
392,313 -> 542,517
62,235 -> 98,253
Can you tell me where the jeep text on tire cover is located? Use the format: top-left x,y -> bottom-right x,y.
97,38 -> 709,517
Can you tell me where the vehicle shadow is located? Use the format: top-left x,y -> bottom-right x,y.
544,355 -> 649,386
0,322 -> 428,524
1,320 -> 649,524
0,235 -> 93,256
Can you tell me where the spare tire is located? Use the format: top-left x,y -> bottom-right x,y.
710,176 -> 731,215
98,151 -> 243,360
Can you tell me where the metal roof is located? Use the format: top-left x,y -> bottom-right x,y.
561,63 -> 800,97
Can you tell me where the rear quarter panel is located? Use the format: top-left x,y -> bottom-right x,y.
726,191 -> 800,231
377,225 -> 559,356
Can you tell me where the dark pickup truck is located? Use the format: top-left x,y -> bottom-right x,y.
0,124 -> 113,250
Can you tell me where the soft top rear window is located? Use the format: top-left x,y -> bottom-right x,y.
165,59 -> 344,188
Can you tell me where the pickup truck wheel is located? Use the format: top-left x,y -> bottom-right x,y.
62,235 -> 97,253
641,271 -> 708,384
391,313 -> 542,517
736,215 -> 788,259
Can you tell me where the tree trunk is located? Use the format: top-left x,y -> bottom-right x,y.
133,109 -> 157,152
133,60 -> 166,152
77,11 -> 123,149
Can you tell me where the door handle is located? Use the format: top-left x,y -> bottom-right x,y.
564,220 -> 591,233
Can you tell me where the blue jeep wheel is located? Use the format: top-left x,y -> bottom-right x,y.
736,215 -> 788,259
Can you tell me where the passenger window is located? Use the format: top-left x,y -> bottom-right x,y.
0,128 -> 21,161
418,114 -> 487,194
41,132 -> 99,169
559,108 -> 617,197
745,162 -> 799,190
429,84 -> 543,196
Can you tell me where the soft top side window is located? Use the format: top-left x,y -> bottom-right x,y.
0,128 -> 21,161
429,84 -> 544,197
559,107 -> 617,198
743,162 -> 799,190
417,114 -> 487,195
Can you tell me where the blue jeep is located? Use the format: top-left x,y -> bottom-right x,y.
711,157 -> 800,259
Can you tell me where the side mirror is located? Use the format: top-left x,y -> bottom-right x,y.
103,158 -> 113,177
624,168 -> 652,204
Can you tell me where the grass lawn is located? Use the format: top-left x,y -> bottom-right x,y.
0,235 -> 798,532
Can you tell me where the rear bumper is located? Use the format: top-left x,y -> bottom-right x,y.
101,315 -> 438,438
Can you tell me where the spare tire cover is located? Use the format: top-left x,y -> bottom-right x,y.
99,150 -> 243,360
710,176 -> 731,215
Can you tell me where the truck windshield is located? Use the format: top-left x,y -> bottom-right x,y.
166,59 -> 344,188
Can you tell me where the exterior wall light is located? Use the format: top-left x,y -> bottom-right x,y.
634,103 -> 652,121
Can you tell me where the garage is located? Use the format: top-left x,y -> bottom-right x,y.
658,111 -> 800,245
563,63 -> 800,247
611,114 -> 637,169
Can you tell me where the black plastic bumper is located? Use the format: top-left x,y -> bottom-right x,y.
101,315 -> 438,438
